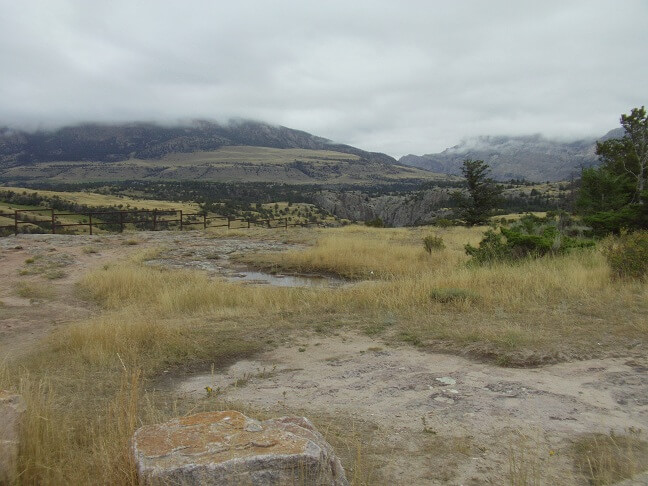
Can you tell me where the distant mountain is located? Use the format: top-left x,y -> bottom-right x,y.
0,120 -> 442,185
399,130 -> 623,182
0,120 -> 395,167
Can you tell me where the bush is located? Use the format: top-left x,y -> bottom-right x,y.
604,231 -> 648,280
465,214 -> 594,264
364,217 -> 385,228
423,235 -> 445,253
464,229 -> 511,264
434,218 -> 455,228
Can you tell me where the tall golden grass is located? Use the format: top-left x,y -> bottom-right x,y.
2,224 -> 647,484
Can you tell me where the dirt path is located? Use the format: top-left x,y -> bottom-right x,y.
0,231 -> 301,358
176,333 -> 648,485
0,235 -> 120,357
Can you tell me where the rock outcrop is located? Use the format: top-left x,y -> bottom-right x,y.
0,391 -> 25,484
313,188 -> 454,227
132,410 -> 348,486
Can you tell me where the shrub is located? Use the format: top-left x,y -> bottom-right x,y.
364,217 -> 385,228
434,218 -> 454,228
465,214 -> 594,264
604,230 -> 648,280
423,235 -> 445,253
464,229 -> 511,264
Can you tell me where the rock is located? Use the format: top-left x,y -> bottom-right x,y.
132,410 -> 349,486
0,391 -> 26,484
436,377 -> 456,386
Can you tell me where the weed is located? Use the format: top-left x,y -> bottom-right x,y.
603,231 -> 648,281
429,288 -> 479,303
573,429 -> 648,485
16,282 -> 55,300
423,234 -> 445,253
363,323 -> 388,336
398,331 -> 422,346
44,269 -> 66,280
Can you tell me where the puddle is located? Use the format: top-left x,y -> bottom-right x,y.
225,270 -> 345,288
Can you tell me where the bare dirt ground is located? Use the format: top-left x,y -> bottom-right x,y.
2,231 -> 647,484
175,333 -> 648,485
0,232 -> 294,358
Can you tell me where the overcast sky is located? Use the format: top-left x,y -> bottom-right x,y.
1,1 -> 646,157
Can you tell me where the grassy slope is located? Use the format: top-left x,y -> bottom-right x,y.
0,146 -> 445,184
0,187 -> 201,212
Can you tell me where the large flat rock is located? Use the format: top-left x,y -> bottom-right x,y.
132,410 -> 348,486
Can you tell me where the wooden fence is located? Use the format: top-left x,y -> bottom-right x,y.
0,208 -> 319,236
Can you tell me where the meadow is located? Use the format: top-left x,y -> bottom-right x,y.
1,224 -> 647,484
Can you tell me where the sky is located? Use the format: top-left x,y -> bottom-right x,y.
1,0 -> 647,157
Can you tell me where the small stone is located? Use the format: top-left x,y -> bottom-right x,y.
132,410 -> 348,485
0,391 -> 26,484
436,377 -> 456,386
244,421 -> 263,432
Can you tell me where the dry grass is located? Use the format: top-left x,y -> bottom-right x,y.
1,186 -> 201,212
2,224 -> 647,484
15,281 -> 55,300
573,430 -> 648,485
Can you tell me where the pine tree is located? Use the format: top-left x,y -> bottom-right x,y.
456,159 -> 502,226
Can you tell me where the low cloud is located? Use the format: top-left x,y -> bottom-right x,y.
1,0 -> 646,156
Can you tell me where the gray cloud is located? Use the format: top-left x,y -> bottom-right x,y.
1,0 -> 646,156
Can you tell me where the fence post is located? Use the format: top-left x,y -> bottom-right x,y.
179,210 -> 183,231
284,217 -> 288,229
227,217 -> 231,229
203,213 -> 207,229
267,219 -> 271,228
51,209 -> 56,234
119,211 -> 124,232
14,210 -> 18,236
152,210 -> 157,231
247,219 -> 251,229
89,213 -> 93,235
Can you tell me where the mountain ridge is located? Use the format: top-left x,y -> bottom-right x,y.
0,120 -> 444,186
399,129 -> 623,182
0,119 -> 397,168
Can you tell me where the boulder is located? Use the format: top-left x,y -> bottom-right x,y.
0,391 -> 25,484
132,410 -> 348,486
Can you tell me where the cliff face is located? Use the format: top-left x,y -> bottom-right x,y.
399,130 -> 622,182
313,189 -> 453,227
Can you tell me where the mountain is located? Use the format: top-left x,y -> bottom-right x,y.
0,120 -> 440,185
399,130 -> 623,182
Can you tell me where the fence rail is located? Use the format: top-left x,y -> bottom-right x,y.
0,208 -> 320,236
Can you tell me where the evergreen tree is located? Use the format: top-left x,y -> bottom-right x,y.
577,106 -> 648,234
456,159 -> 502,226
